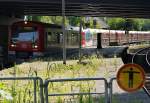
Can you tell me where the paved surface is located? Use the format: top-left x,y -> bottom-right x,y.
95,57 -> 150,103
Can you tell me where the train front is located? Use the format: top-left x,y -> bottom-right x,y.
8,21 -> 44,59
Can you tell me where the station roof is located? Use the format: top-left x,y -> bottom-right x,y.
0,0 -> 150,18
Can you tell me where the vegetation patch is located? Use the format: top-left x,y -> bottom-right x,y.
0,56 -> 110,103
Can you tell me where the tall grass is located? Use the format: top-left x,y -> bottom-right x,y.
0,55 -> 123,103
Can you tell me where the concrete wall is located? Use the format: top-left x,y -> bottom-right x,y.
0,16 -> 22,60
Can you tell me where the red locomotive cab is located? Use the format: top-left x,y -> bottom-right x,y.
8,21 -> 45,58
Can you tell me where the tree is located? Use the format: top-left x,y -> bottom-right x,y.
68,16 -> 81,26
140,19 -> 150,31
106,18 -> 149,31
27,16 -> 69,25
107,18 -> 126,30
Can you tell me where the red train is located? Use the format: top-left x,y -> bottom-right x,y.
8,21 -> 79,58
8,21 -> 150,58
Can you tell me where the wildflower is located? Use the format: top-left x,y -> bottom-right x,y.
0,89 -> 13,100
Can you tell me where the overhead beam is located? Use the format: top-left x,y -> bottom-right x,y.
0,0 -> 150,18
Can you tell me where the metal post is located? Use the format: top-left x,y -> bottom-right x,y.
38,77 -> 44,103
105,80 -> 109,103
62,0 -> 66,64
33,80 -> 37,103
45,82 -> 49,103
79,18 -> 82,63
109,77 -> 116,103
109,81 -> 113,103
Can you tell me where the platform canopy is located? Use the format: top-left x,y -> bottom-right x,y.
0,0 -> 150,18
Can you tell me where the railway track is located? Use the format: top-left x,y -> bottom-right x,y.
145,49 -> 150,96
121,46 -> 150,96
144,73 -> 150,97
131,47 -> 150,96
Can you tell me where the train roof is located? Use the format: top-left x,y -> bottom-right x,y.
11,21 -> 62,28
100,29 -> 150,34
129,31 -> 150,34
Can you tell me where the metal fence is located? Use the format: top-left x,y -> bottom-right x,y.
108,77 -> 116,103
44,77 -> 108,103
143,77 -> 150,97
0,76 -> 150,103
0,77 -> 44,103
108,77 -> 150,103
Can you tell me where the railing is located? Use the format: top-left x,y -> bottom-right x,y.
44,77 -> 108,103
108,77 -> 116,103
108,77 -> 150,103
143,77 -> 150,97
0,76 -> 149,103
0,77 -> 44,103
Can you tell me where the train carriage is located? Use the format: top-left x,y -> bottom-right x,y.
8,20 -> 150,59
8,21 -> 80,58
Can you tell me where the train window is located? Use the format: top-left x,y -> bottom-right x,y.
47,32 -> 59,44
12,32 -> 38,42
48,32 -> 52,35
67,31 -> 78,46
11,26 -> 38,42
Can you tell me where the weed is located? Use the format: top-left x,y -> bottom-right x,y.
0,56 -> 123,103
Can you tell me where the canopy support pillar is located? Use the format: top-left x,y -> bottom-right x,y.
79,18 -> 83,63
62,0 -> 66,64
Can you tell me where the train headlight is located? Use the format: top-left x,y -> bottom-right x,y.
33,45 -> 38,48
24,21 -> 27,24
11,44 -> 16,47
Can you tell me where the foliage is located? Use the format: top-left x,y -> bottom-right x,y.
68,16 -> 81,26
106,17 -> 150,31
0,84 -> 13,102
28,16 -> 69,25
107,18 -> 125,30
83,17 -> 101,28
27,16 -> 101,28
27,16 -> 150,30
141,19 -> 150,30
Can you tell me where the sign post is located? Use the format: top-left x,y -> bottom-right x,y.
117,63 -> 145,92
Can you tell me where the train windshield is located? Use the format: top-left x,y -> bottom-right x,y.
11,26 -> 38,42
